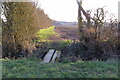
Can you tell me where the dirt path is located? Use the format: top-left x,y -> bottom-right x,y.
49,25 -> 78,41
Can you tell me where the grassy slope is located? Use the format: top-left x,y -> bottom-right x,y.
2,59 -> 118,78
35,26 -> 56,42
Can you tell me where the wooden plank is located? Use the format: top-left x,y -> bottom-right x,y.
43,49 -> 55,63
51,51 -> 58,63
57,52 -> 61,58
51,51 -> 61,63
55,51 -> 61,62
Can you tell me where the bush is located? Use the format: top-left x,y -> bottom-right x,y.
33,42 -> 49,59
60,43 -> 88,62
60,41 -> 117,62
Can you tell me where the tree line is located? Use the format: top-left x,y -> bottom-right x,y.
1,1 -> 52,58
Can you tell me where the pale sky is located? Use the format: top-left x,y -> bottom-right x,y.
38,0 -> 119,22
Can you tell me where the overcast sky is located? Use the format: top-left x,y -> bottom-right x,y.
38,0 -> 119,22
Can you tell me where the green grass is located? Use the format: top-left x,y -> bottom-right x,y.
35,26 -> 56,42
2,58 -> 118,78
35,26 -> 71,50
47,40 -> 71,50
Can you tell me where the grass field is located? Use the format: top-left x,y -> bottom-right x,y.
35,26 -> 56,42
2,58 -> 118,78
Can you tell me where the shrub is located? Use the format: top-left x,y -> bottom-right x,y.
60,41 -> 117,62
